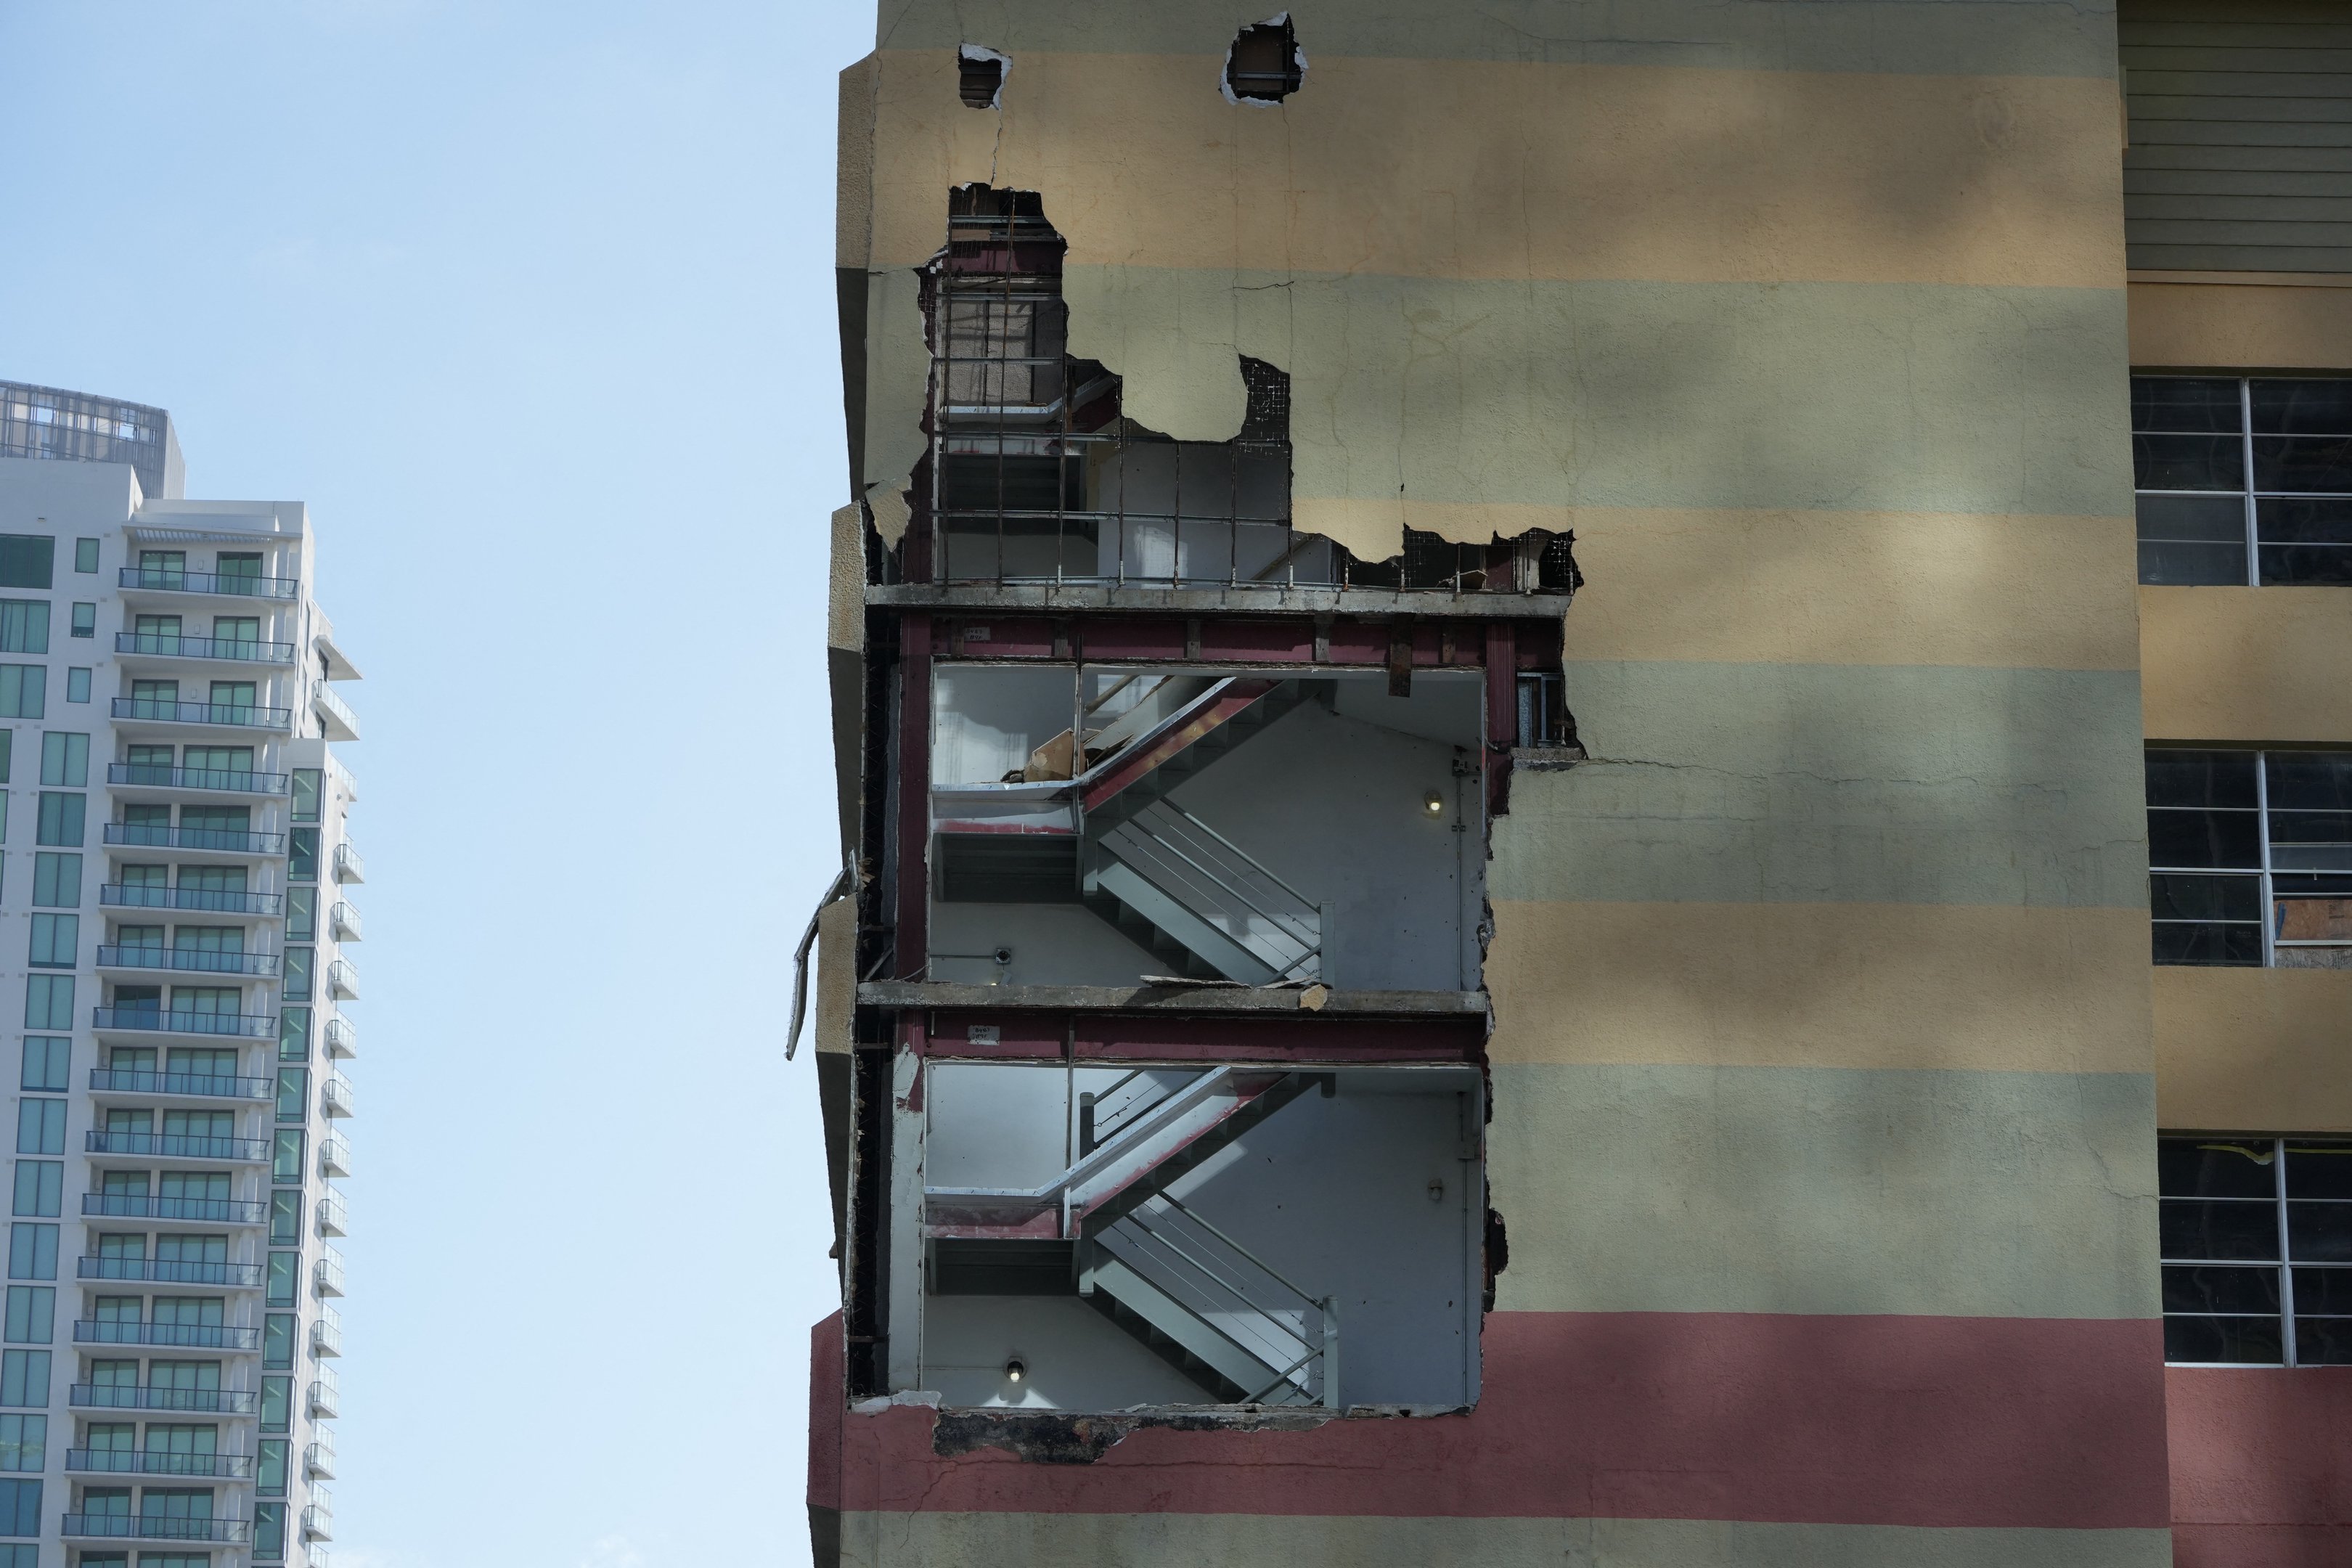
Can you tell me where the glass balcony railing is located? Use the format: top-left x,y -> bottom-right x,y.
305,1428 -> 336,1479
321,1072 -> 356,1119
311,1304 -> 342,1357
107,762 -> 290,796
104,823 -> 286,856
303,1498 -> 335,1540
70,1383 -> 259,1413
83,1192 -> 269,1225
322,1016 -> 356,1059
326,959 -> 359,1000
96,945 -> 278,978
332,841 -> 364,883
91,1008 -> 276,1040
315,684 -> 359,740
120,565 -> 298,600
328,901 -> 362,941
83,1130 -> 269,1162
312,1248 -> 346,1298
62,1513 -> 251,1544
306,1376 -> 338,1419
78,1256 -> 266,1287
89,1068 -> 270,1101
314,1188 -> 348,1237
74,1318 -> 263,1351
101,883 -> 282,916
66,1446 -> 257,1478
115,631 -> 296,663
319,1131 -> 352,1177
111,697 -> 292,731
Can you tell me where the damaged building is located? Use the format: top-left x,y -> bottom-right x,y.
807,4 -> 2352,1565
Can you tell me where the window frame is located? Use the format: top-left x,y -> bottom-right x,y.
2147,746 -> 2352,968
2161,1132 -> 2352,1366
2133,374 -> 2352,587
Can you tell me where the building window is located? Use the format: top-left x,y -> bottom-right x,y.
2163,1134 -> 2352,1364
16,1040 -> 64,1094
2,1227 -> 52,1283
38,732 -> 85,788
0,605 -> 46,657
64,668 -> 89,704
2134,376 -> 2352,585
263,1312 -> 295,1370
71,540 -> 97,575
0,1477 -> 36,1537
30,854 -> 78,910
0,669 -> 40,722
25,913 -> 75,970
253,1498 -> 287,1556
269,1191 -> 301,1246
271,1130 -> 304,1184
285,887 -> 315,942
1,1290 -> 49,1347
266,1251 -> 298,1308
259,1373 -> 290,1432
2148,748 -> 2352,967
21,976 -> 70,1032
0,540 -> 52,592
67,603 -> 93,639
33,792 -> 82,848
0,1352 -> 43,1408
7,1164 -> 57,1220
275,1067 -> 307,1124
0,1415 -> 41,1472
10,1103 -> 60,1159
287,828 -> 317,883
290,768 -> 321,823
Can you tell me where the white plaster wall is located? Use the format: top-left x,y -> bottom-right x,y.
923,1294 -> 1213,1410
928,902 -> 1163,987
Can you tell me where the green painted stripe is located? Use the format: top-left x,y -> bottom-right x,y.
1488,1063 -> 2160,1320
1490,662 -> 2148,909
876,2 -> 2120,80
1061,269 -> 2133,519
840,1512 -> 2171,1567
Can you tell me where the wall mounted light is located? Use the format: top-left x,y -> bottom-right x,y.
1423,790 -> 1445,817
1005,1358 -> 1026,1383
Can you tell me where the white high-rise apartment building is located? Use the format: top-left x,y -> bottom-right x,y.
0,383 -> 359,1568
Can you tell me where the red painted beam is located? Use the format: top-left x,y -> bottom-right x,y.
894,615 -> 933,979
2168,1365 -> 2352,1565
1080,679 -> 1281,812
918,1010 -> 1482,1063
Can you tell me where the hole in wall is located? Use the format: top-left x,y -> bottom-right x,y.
959,44 -> 1008,109
1225,15 -> 1304,104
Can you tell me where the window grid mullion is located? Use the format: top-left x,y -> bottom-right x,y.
2257,750 -> 2276,969
2277,1135 -> 2298,1366
2241,377 -> 2258,587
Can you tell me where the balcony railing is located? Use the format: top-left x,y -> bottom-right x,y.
328,901 -> 362,942
322,1016 -> 356,1059
66,1446 -> 257,1479
321,1072 -> 355,1119
115,631 -> 296,664
307,1376 -> 338,1419
305,1429 -> 336,1479
61,1511 -> 250,1543
107,762 -> 290,796
70,1383 -> 259,1413
97,944 -> 279,978
89,1067 -> 271,1101
326,958 -> 359,1000
92,1008 -> 275,1040
312,1248 -> 346,1298
79,1256 -> 266,1287
318,1131 -> 351,1177
102,883 -> 282,916
84,1130 -> 269,1163
105,822 -> 286,856
314,685 -> 359,741
120,565 -> 298,600
83,1193 -> 269,1225
332,841 -> 364,883
303,1498 -> 335,1540
74,1318 -> 263,1352
111,697 -> 293,732
310,1305 -> 342,1357
314,1188 -> 348,1238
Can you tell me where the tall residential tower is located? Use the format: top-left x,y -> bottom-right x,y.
0,382 -> 359,1568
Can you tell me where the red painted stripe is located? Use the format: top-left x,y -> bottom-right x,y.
2167,1366 -> 2352,1536
825,1310 -> 2171,1527
809,1312 -> 844,1511
2174,1525 -> 2352,1568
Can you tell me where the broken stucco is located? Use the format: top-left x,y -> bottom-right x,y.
838,43 -> 2129,562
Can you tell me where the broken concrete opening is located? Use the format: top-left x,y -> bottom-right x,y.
876,186 -> 1582,595
914,1061 -> 1483,1410
1225,17 -> 1304,104
928,663 -> 1485,989
956,44 -> 1006,109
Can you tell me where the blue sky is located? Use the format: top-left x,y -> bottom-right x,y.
0,3 -> 874,1563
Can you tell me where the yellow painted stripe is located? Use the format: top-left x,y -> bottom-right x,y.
2141,585 -> 2352,744
2155,966 -> 2352,1133
860,50 -> 2127,287
1487,900 -> 2155,1074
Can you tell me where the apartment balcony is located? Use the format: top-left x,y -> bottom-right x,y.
305,1428 -> 335,1479
322,1017 -> 356,1061
332,841 -> 364,883
74,1318 -> 263,1352
111,697 -> 294,734
310,1304 -> 342,1358
119,565 -> 298,601
84,1130 -> 270,1165
102,882 -> 283,918
307,1366 -> 339,1418
61,1512 -> 251,1545
314,685 -> 359,743
70,1382 -> 259,1414
93,1008 -> 275,1042
107,761 -> 290,798
97,944 -> 278,979
320,1071 -> 355,1119
327,901 -> 361,942
312,1247 -> 346,1299
303,1496 -> 335,1541
104,822 -> 287,859
78,1256 -> 266,1288
83,1192 -> 269,1228
314,1188 -> 347,1238
115,631 -> 297,666
66,1446 -> 257,1479
317,1132 -> 351,1178
89,1068 -> 271,1103
324,959 -> 358,1000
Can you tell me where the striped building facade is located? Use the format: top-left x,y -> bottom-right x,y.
814,3 -> 2352,1564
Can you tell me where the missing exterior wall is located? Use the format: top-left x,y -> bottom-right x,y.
1223,16 -> 1304,105
956,45 -> 1008,110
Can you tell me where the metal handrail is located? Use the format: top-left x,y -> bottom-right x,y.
111,698 -> 293,730
102,883 -> 282,915
928,1066 -> 1250,1206
103,824 -> 286,855
60,1512 -> 250,1543
70,1384 -> 258,1413
83,1193 -> 269,1224
1116,804 -> 1320,976
73,1319 -> 261,1351
115,632 -> 295,663
89,1069 -> 271,1101
119,566 -> 298,600
83,1131 -> 269,1161
107,763 -> 290,795
332,841 -> 364,882
1146,1191 -> 1326,1314
315,1189 -> 348,1236
329,901 -> 362,940
327,958 -> 359,997
97,944 -> 278,977
319,1132 -> 352,1175
78,1257 -> 265,1287
65,1447 -> 257,1478
1118,1193 -> 1336,1403
91,1009 -> 275,1040
322,1016 -> 356,1058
